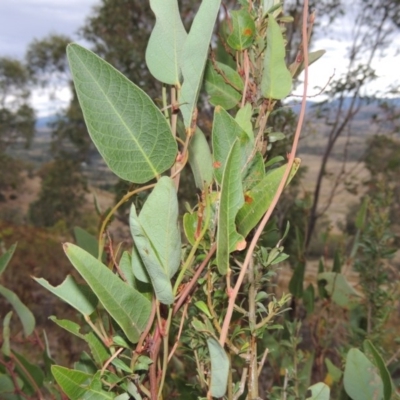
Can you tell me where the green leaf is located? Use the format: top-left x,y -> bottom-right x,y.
212,106 -> 252,184
74,227 -> 103,261
52,366 -> 114,400
364,340 -> 393,400
74,352 -> 98,374
0,284 -> 35,337
318,272 -> 362,310
268,132 -> 285,143
0,242 -> 17,277
183,212 -> 198,246
324,358 -> 342,383
217,141 -> 246,275
194,301 -> 212,318
85,332 -> 109,366
204,61 -> 243,110
188,127 -> 214,189
295,50 -> 326,78
261,15 -> 292,99
289,261 -> 305,297
119,251 -> 135,287
63,243 -> 152,343
227,9 -> 256,50
242,152 -> 265,191
236,159 -> 301,238
67,43 -> 177,184
0,373 -> 23,394
303,283 -> 315,314
131,244 -> 150,284
207,337 -> 229,398
13,350 -> 45,394
49,316 -> 85,339
235,103 -> 253,140
34,275 -> 98,316
180,0 -> 221,127
355,196 -> 369,229
1,311 -> 12,356
306,382 -> 330,400
344,348 -> 383,400
129,177 -> 181,304
145,0 -> 187,84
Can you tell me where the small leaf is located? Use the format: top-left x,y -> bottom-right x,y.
236,159 -> 301,238
188,127 -> 214,189
146,0 -> 187,84
344,348 -> 383,400
261,15 -> 292,99
194,301 -> 212,318
180,0 -> 221,127
1,311 -> 12,356
289,261 -> 305,297
303,283 -> 315,314
324,358 -> 342,383
212,106 -> 253,184
364,340 -> 393,400
294,50 -> 326,78
67,43 -> 177,184
217,141 -> 246,275
306,382 -> 330,400
318,272 -> 362,310
0,242 -> 17,277
0,284 -> 35,337
183,212 -> 198,246
242,152 -> 265,191
34,275 -> 98,316
227,9 -> 256,50
207,338 -> 229,398
85,332 -> 109,366
268,132 -> 285,142
49,316 -> 85,339
74,227 -> 103,261
119,251 -> 135,287
235,103 -> 253,140
129,177 -> 181,305
204,61 -> 243,110
64,243 -> 152,343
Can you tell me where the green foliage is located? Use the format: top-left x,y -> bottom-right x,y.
29,159 -> 88,228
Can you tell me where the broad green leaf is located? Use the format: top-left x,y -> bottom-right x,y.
212,106 -> 252,184
324,358 -> 342,383
305,383 -> 330,400
344,348 -> 383,400
129,177 -> 181,304
188,127 -> 213,189
261,15 -> 292,99
180,0 -> 221,127
318,272 -> 362,310
52,366 -> 114,400
204,61 -> 243,110
1,311 -> 12,356
217,141 -> 246,275
227,9 -> 256,50
0,285 -> 35,337
364,340 -> 393,400
146,0 -> 187,84
268,132 -> 285,142
67,43 -> 177,184
63,243 -> 152,343
235,103 -> 253,140
242,152 -> 265,191
13,350 -> 45,394
207,338 -> 229,398
85,332 -> 109,366
236,159 -> 301,238
34,275 -> 98,316
74,352 -> 98,374
49,316 -> 85,339
0,242 -> 17,277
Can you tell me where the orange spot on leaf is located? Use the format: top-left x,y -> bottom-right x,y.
244,194 -> 253,204
213,161 -> 221,168
243,28 -> 253,36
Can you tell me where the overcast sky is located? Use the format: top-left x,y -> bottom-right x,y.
0,1 -> 399,117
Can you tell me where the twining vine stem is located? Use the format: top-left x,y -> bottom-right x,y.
219,0 -> 310,347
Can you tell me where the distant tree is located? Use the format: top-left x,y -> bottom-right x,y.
29,158 -> 88,228
0,57 -> 35,196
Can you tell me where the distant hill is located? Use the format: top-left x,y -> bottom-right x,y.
35,114 -> 60,129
